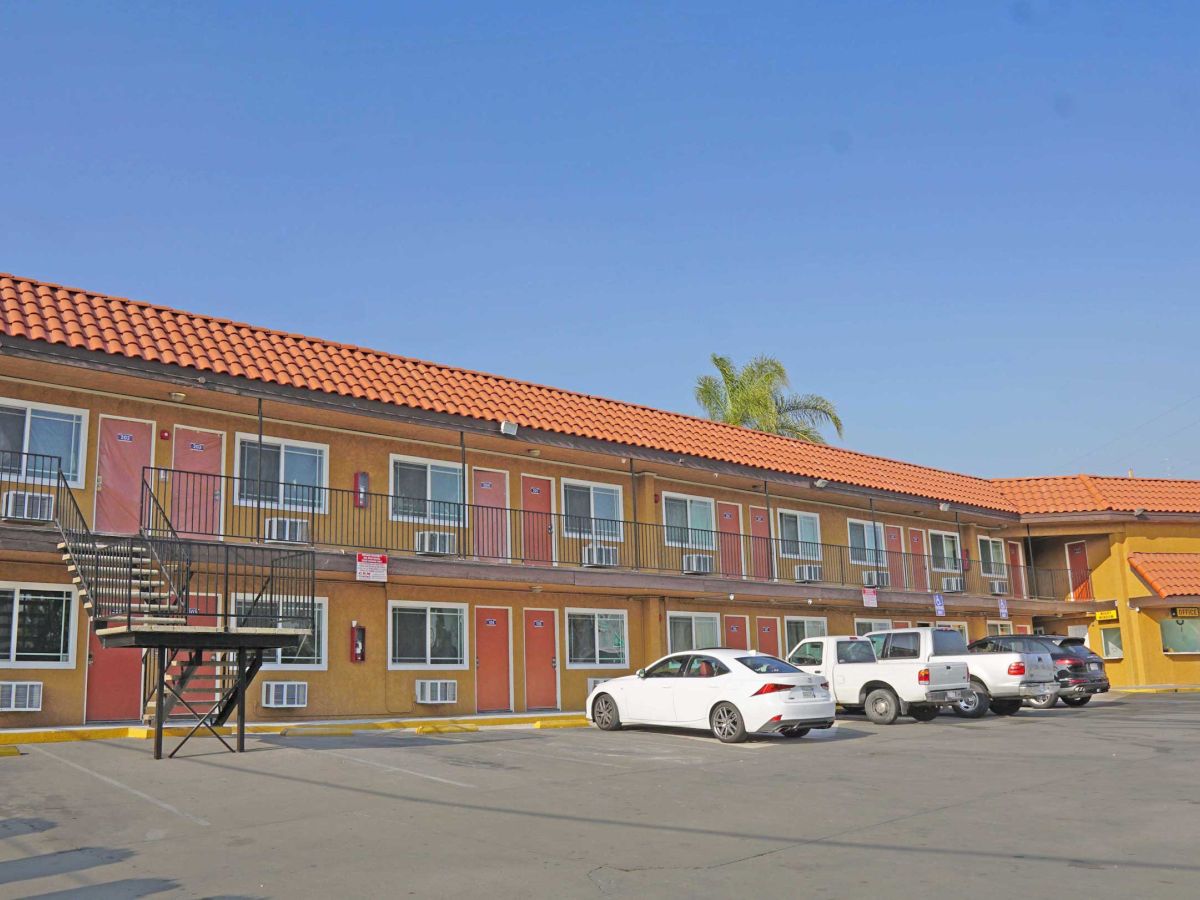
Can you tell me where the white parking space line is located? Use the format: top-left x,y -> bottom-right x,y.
29,745 -> 210,827
321,748 -> 476,788
424,735 -> 633,769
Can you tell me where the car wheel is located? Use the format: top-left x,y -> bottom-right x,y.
951,682 -> 990,719
1062,695 -> 1092,708
909,704 -> 939,722
779,726 -> 810,739
990,698 -> 1022,716
864,688 -> 899,725
1025,692 -> 1058,709
710,702 -> 748,743
592,694 -> 622,731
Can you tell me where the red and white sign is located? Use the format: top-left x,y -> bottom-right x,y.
356,552 -> 388,582
862,587 -> 878,608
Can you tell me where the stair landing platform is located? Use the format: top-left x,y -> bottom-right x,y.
96,624 -> 309,650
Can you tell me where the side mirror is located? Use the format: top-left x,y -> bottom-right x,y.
635,668 -> 646,679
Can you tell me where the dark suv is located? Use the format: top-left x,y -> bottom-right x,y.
965,635 -> 1109,708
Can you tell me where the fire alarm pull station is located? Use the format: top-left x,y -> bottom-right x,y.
354,472 -> 370,508
350,623 -> 366,662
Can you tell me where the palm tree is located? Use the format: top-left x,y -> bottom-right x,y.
694,354 -> 844,443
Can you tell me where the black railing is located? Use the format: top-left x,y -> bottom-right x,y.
142,466 -> 1089,602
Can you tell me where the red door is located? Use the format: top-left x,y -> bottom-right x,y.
521,476 -> 553,565
95,417 -> 153,534
756,616 -> 780,656
908,529 -> 929,592
472,469 -> 509,561
1067,542 -> 1092,600
523,609 -> 558,710
1007,541 -> 1026,599
716,502 -> 743,578
171,427 -> 224,539
475,607 -> 511,712
724,614 -> 749,650
884,525 -> 905,590
85,624 -> 143,722
749,506 -> 772,580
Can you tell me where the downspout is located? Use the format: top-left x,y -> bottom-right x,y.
764,480 -> 776,581
459,431 -> 467,558
256,398 -> 264,543
629,459 -> 639,570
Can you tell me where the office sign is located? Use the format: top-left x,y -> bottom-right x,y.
1170,606 -> 1200,618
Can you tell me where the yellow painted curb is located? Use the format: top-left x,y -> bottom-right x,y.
415,723 -> 480,735
0,745 -> 20,757
534,718 -> 590,729
279,725 -> 357,737
0,726 -> 134,746
1117,687 -> 1200,694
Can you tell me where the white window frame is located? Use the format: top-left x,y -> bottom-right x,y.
0,582 -> 77,669
1099,625 -> 1124,660
777,509 -> 821,560
986,620 -> 1014,636
0,397 -> 89,488
783,616 -> 828,655
564,607 -> 630,669
938,620 -> 970,641
666,612 -> 721,653
233,432 -> 329,512
855,617 -> 892,636
561,479 -> 625,543
387,600 -> 470,671
929,530 -> 962,573
847,519 -> 885,566
388,453 -> 465,524
978,537 -> 1006,577
263,598 -> 328,671
662,492 -> 716,550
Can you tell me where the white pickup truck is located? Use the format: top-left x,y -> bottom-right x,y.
941,634 -> 1059,717
787,628 -> 970,725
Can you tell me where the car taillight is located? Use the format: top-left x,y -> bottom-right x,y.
753,683 -> 794,696
918,668 -> 930,685
1007,661 -> 1026,676
1056,656 -> 1083,670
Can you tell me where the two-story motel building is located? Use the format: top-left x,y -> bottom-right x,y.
1,273 -> 1199,728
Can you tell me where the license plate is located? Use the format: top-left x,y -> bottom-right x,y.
945,690 -> 961,700
1089,662 -> 1100,671
798,687 -> 814,698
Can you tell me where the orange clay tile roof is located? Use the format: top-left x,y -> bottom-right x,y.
1127,553 -> 1200,599
6,272 -> 1200,518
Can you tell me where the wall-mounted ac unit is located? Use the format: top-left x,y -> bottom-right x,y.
265,517 -> 310,543
2,491 -> 55,522
863,571 -> 890,588
0,681 -> 43,712
415,531 -> 456,556
682,554 -> 714,575
794,564 -> 823,583
581,545 -> 619,568
587,677 -> 610,694
942,577 -> 965,593
988,580 -> 1009,596
261,681 -> 308,708
415,679 -> 458,704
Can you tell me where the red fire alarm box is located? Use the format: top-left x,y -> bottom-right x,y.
353,472 -> 370,508
350,624 -> 366,662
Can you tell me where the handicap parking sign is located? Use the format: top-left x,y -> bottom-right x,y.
933,593 -> 946,617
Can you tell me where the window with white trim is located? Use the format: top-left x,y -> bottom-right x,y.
1099,625 -> 1123,659
663,495 -> 715,549
390,456 -> 463,522
855,618 -> 892,637
929,531 -> 962,573
667,612 -> 720,652
390,602 -> 467,668
778,511 -> 821,560
236,435 -> 327,510
986,620 -> 1014,636
848,520 -> 885,566
234,597 -> 327,668
566,609 -> 628,667
0,587 -> 74,666
563,481 -> 623,542
978,538 -> 1006,577
784,617 -> 827,655
938,621 -> 969,641
0,399 -> 87,485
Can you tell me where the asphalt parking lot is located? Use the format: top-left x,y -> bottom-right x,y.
2,694 -> 1198,899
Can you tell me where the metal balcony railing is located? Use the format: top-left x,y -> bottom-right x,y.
140,466 -> 1091,602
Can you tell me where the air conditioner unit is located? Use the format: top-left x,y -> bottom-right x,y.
682,554 -> 714,575
794,564 -> 824,583
415,531 -> 457,556
581,545 -> 619,568
0,681 -> 43,712
587,677 -> 610,694
863,571 -> 890,589
2,491 -> 54,521
989,579 -> 1009,596
261,681 -> 308,708
942,576 -> 965,593
264,517 -> 310,543
415,679 -> 458,704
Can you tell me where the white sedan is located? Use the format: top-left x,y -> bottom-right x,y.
586,648 -> 836,743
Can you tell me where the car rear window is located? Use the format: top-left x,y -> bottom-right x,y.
1061,644 -> 1100,660
736,656 -> 800,674
837,641 -> 876,664
931,629 -> 968,656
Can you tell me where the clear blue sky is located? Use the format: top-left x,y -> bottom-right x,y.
3,2 -> 1197,479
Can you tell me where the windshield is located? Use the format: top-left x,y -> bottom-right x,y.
1061,643 -> 1100,660
736,656 -> 801,674
837,640 -> 876,664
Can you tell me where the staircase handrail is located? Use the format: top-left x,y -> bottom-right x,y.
140,470 -> 193,622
